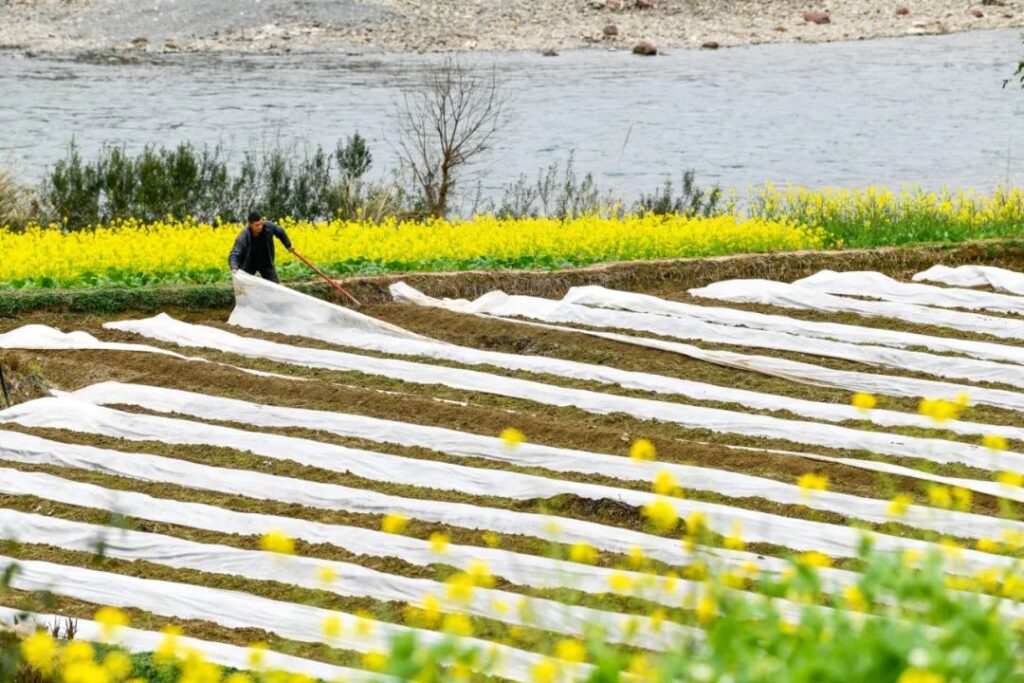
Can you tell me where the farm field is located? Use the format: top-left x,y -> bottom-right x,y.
5,247 -> 1024,679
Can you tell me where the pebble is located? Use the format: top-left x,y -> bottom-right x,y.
804,10 -> 831,24
632,40 -> 657,55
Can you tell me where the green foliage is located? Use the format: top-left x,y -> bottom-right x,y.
39,138 -> 399,230
0,164 -> 40,231
636,171 -> 723,218
495,153 -> 610,219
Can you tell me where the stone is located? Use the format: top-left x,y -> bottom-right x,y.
603,23 -> 619,36
803,10 -> 831,24
635,0 -> 654,8
701,40 -> 720,49
632,40 -> 657,55
541,47 -> 559,56
606,0 -> 621,9
131,35 -> 148,45
971,9 -> 984,17
773,25 -> 788,31
895,6 -> 909,15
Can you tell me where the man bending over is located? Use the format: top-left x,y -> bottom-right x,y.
228,211 -> 295,283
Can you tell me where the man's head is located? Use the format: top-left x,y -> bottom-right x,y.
247,211 -> 265,235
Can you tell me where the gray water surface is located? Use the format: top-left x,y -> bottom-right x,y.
2,29 -> 1022,200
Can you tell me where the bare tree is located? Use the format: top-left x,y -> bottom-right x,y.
397,58 -> 508,219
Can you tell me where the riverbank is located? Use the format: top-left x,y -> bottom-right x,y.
0,0 -> 1019,56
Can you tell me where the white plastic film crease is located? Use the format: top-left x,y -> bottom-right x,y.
0,555 -> 566,682
66,382 -> 1024,544
0,607 -> 385,681
915,265 -> 1024,295
795,270 -> 1024,315
0,508 -> 690,650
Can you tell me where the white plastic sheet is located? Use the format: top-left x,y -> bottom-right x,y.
560,284 -> 1024,367
0,323 -> 297,381
0,325 -> 187,356
689,278 -> 1024,341
915,265 -> 1024,295
0,607 -> 383,681
0,466 -> 718,609
232,270 -> 426,340
99,315 -> 1024,475
67,382 -> 1024,544
394,283 -> 1024,412
0,429 -> 707,569
1,400 -> 1017,570
796,270 -> 1024,315
0,556 -> 561,682
226,277 -> 1024,437
0,508 -> 689,649
393,283 -> 1024,391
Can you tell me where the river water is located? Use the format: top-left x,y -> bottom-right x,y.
2,29 -> 1022,202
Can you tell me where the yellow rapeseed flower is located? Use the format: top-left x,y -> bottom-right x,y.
442,612 -> 474,636
500,428 -> 525,449
155,625 -> 183,664
246,642 -> 268,670
851,392 -> 877,411
429,532 -> 450,554
483,531 -> 502,547
530,659 -> 558,683
685,511 -> 708,537
0,214 -> 827,291
842,585 -> 868,612
94,606 -> 129,641
977,537 -> 1001,553
629,438 -> 657,461
322,614 -> 343,639
445,572 -> 476,603
62,640 -> 96,666
259,528 -> 295,555
797,472 -> 828,498
20,630 -> 58,674
897,669 -> 944,683
696,593 -> 718,625
467,559 -> 495,587
569,542 -> 598,564
723,520 -> 746,551
983,434 -> 1009,451
927,484 -> 953,509
652,469 -> 682,496
608,571 -> 633,593
317,564 -> 339,586
996,471 -> 1024,487
796,551 -> 833,569
102,651 -> 133,680
381,513 -> 409,535
887,493 -> 912,517
642,497 -> 679,533
362,651 -> 388,672
919,398 -> 962,423
554,639 -> 586,664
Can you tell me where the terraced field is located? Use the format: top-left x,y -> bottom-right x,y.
4,252 -> 1024,679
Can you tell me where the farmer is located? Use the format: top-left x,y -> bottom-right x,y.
228,211 -> 294,283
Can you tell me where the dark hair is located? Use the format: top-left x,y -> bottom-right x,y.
247,211 -> 263,224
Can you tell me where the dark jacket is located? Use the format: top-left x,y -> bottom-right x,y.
228,221 -> 293,271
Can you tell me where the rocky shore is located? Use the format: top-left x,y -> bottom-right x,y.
0,0 -> 1020,56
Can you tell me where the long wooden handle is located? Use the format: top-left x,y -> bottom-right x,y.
290,249 -> 362,306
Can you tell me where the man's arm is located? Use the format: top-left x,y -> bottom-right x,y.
228,231 -> 247,272
270,222 -> 294,252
